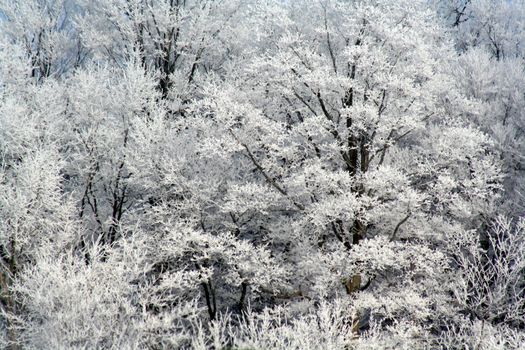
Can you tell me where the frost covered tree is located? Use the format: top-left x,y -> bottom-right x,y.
77,0 -> 258,102
432,0 -> 525,218
189,0 -> 500,321
451,49 -> 525,217
0,0 -> 85,81
433,0 -> 525,58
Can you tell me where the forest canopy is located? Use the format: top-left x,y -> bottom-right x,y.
0,0 -> 524,349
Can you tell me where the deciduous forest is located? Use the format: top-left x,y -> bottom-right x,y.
0,0 -> 524,349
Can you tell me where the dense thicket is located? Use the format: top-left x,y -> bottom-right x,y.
0,1 -> 524,349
